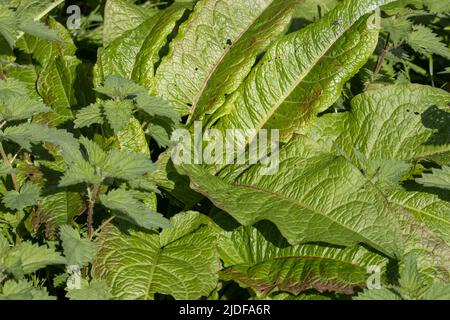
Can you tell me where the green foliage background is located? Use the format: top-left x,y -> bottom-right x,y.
0,0 -> 449,300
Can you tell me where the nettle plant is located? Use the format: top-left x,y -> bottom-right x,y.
0,0 -> 449,300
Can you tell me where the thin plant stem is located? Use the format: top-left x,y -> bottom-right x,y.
87,184 -> 100,240
365,33 -> 391,91
0,142 -> 20,191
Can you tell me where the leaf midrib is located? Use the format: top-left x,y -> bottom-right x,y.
251,9 -> 375,137
189,0 -> 274,116
389,195 -> 450,228
231,181 -> 383,252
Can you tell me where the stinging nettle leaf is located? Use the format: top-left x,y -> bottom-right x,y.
103,0 -> 157,47
416,166 -> 450,191
1,123 -> 78,151
60,225 -> 97,267
74,103 -> 104,129
79,137 -> 108,168
66,279 -> 112,300
0,5 -> 19,48
218,222 -> 388,296
406,25 -> 450,60
19,19 -> 61,43
0,280 -> 55,300
420,282 -> 450,300
102,149 -> 155,181
102,100 -> 134,133
2,182 -> 41,211
0,96 -> 51,122
212,0 -> 391,143
58,161 -> 102,188
98,4 -> 189,90
99,188 -> 170,230
135,94 -> 180,123
94,75 -> 146,100
1,241 -> 65,277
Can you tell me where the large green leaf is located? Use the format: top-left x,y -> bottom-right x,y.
416,166 -> 450,191
218,221 -> 387,296
60,225 -> 97,267
1,123 -> 78,151
98,5 -> 188,90
212,0 -> 393,143
35,191 -> 85,236
293,0 -> 340,21
179,84 -> 450,261
155,0 -> 298,116
37,56 -> 93,126
92,212 -> 220,300
1,241 -> 65,277
387,190 -> 450,245
103,0 -> 157,46
16,17 -> 76,68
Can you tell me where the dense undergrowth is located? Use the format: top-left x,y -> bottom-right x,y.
0,0 -> 449,300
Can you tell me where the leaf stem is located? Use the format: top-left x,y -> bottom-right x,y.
87,184 -> 100,240
365,33 -> 390,91
0,142 -> 20,191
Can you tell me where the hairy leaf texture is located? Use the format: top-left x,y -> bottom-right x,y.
60,225 -> 97,267
155,0 -> 298,116
1,237 -> 65,278
2,182 -> 41,211
66,279 -> 112,300
218,221 -> 387,296
98,4 -> 189,90
0,280 -> 54,300
92,212 -> 221,300
59,138 -> 155,187
0,96 -> 50,122
99,188 -> 170,230
1,123 -> 78,151
212,0 -> 392,143
179,84 -> 450,262
416,166 -> 450,191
